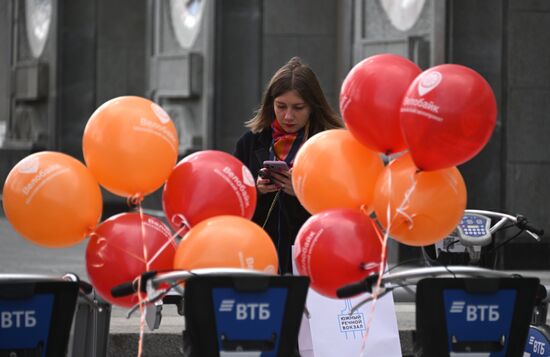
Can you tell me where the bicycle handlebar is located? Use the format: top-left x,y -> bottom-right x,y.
377,266 -> 513,284
111,268 -> 272,318
111,281 -> 140,298
110,268 -> 270,298
515,214 -> 544,238
62,273 -> 93,295
466,209 -> 543,240
110,270 -> 159,298
336,275 -> 377,298
0,273 -> 94,295
337,266 -> 517,299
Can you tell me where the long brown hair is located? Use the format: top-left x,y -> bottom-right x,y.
246,57 -> 343,134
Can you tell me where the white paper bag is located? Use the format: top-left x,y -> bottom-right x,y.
298,288 -> 402,357
291,245 -> 401,357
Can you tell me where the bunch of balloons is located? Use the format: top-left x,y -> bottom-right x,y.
293,54 -> 497,298
83,97 -> 278,306
3,96 -> 278,307
2,54 -> 498,303
163,150 -> 277,274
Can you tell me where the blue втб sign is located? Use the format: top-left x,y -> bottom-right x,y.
0,293 -> 54,356
525,328 -> 550,357
443,289 -> 516,357
212,287 -> 288,357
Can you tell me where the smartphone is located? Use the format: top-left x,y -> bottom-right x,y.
257,169 -> 272,182
263,160 -> 289,172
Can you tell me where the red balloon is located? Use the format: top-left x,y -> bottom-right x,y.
340,54 -> 421,154
86,212 -> 177,307
163,150 -> 257,232
293,209 -> 383,298
400,64 -> 497,171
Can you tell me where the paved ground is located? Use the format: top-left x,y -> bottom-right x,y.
1,216 -> 548,356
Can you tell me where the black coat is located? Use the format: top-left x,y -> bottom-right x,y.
234,128 -> 311,273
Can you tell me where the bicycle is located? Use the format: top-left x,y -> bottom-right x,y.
422,210 -> 543,269
337,209 -> 546,357
0,273 -> 110,357
111,268 -> 310,357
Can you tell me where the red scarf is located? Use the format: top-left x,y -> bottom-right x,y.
271,120 -> 307,165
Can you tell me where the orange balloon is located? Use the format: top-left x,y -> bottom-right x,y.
373,154 -> 467,246
173,216 -> 278,274
83,96 -> 178,197
292,129 -> 384,214
2,152 -> 103,247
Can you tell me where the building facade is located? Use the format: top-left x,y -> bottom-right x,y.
0,0 -> 548,267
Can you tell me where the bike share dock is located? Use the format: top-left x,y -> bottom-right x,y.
2,216 -> 549,356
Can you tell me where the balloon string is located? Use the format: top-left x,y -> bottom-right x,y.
139,223 -> 189,356
135,275 -> 145,357
136,203 -> 150,271
394,175 -> 417,230
389,164 -> 418,231
90,232 -> 147,265
99,240 -> 147,264
147,223 -> 188,267
137,201 -> 148,357
359,162 -> 394,356
359,205 -> 384,245
359,231 -> 388,357
134,211 -> 190,355
360,197 -> 401,353
370,215 -> 385,246
360,159 -> 418,356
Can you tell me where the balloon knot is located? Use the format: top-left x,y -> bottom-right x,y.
86,227 -> 98,239
172,214 -> 191,231
127,194 -> 144,208
359,204 -> 370,216
395,208 -> 415,230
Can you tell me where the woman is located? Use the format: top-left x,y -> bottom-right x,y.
234,57 -> 343,274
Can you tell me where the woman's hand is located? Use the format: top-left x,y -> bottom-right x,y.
257,168 -> 280,194
270,168 -> 296,196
